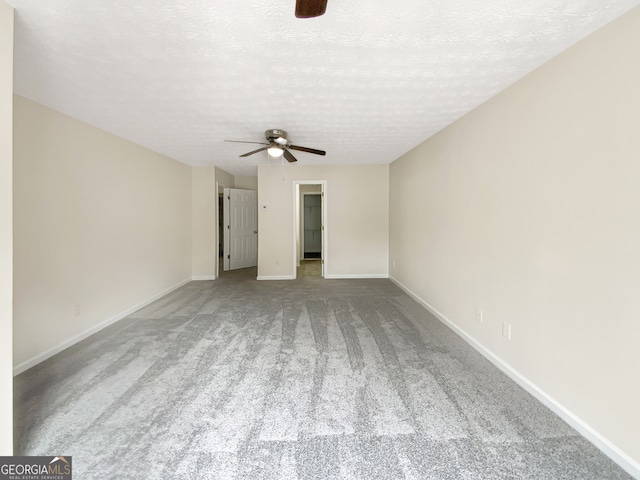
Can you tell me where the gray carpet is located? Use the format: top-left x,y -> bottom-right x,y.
14,269 -> 632,479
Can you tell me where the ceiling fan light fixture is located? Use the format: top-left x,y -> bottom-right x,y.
267,146 -> 284,157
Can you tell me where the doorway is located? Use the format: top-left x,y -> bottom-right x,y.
294,181 -> 327,279
218,193 -> 224,273
303,193 -> 322,259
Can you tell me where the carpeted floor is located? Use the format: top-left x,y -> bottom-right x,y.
14,269 -> 632,479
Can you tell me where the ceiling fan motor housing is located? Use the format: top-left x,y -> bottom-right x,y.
265,129 -> 288,144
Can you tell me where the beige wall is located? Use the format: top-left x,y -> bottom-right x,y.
192,166 -> 216,279
215,167 -> 235,189
258,164 -> 388,279
390,6 -> 640,472
234,175 -> 258,191
0,0 -> 13,455
13,96 -> 192,369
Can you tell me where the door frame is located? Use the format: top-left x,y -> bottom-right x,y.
293,180 -> 327,279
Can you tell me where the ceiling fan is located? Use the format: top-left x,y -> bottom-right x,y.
225,129 -> 326,163
295,0 -> 328,18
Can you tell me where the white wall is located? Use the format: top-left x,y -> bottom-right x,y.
0,0 -> 13,455
389,6 -> 640,474
258,164 -> 388,279
192,166 -> 216,279
13,96 -> 192,370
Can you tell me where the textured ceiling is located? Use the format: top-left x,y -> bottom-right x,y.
10,0 -> 640,176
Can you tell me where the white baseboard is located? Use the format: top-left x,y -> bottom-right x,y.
257,275 -> 295,281
388,275 -> 640,478
324,273 -> 389,279
13,277 -> 192,376
192,275 -> 216,281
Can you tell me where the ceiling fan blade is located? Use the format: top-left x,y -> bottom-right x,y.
225,140 -> 269,145
283,149 -> 298,163
289,144 -> 326,156
240,147 -> 268,157
295,0 -> 327,18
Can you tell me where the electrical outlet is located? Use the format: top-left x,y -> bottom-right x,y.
73,304 -> 80,317
476,307 -> 483,324
502,322 -> 511,340
392,260 -> 396,268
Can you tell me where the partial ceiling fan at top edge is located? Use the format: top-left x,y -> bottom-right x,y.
295,0 -> 328,18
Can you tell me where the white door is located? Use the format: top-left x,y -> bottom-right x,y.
223,188 -> 257,271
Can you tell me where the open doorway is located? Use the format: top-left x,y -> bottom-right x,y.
294,181 -> 327,279
302,193 -> 322,259
218,192 -> 224,276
